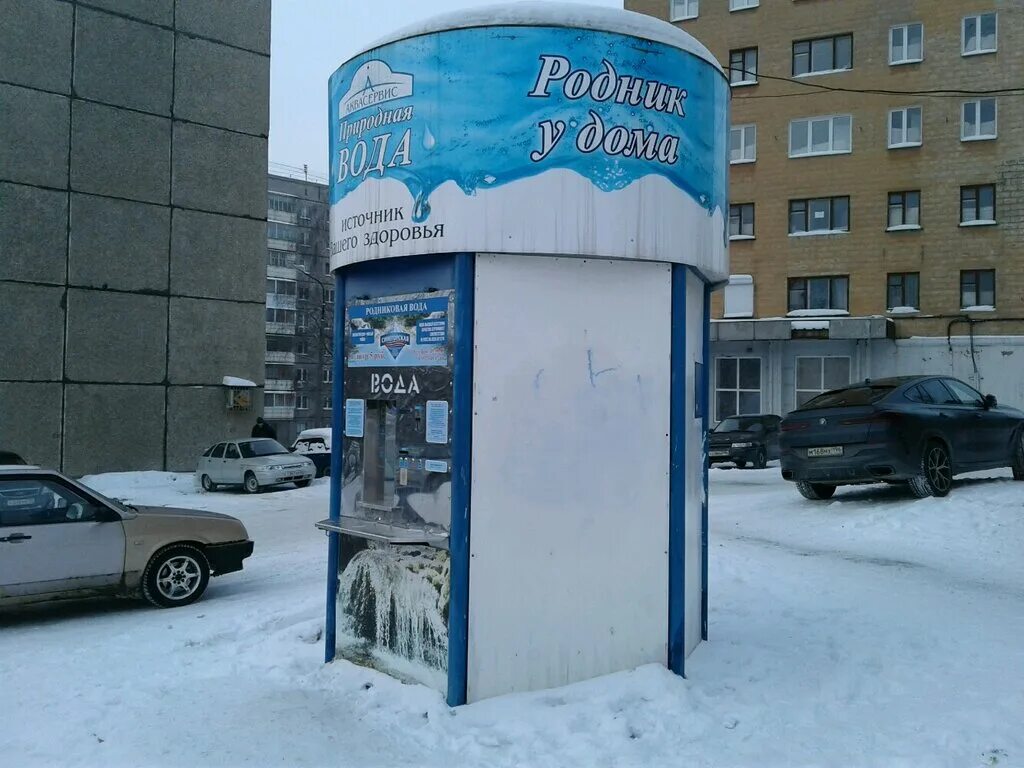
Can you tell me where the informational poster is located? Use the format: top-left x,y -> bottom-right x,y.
347,295 -> 450,368
344,398 -> 365,437
328,23 -> 729,281
425,400 -> 449,444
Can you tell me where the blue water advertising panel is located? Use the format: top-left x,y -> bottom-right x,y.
328,25 -> 729,279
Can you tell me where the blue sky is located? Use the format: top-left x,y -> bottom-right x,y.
269,0 -> 623,179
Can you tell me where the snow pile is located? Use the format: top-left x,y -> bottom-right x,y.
2,469 -> 1023,767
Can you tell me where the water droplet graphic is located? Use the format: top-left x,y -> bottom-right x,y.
413,194 -> 431,223
569,120 -> 578,128
483,175 -> 496,185
422,125 -> 436,151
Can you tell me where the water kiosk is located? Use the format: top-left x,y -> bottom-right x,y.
318,3 -> 729,706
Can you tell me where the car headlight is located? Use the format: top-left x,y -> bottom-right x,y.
267,464 -> 286,471
731,442 -> 753,448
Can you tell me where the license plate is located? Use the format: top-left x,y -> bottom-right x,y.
709,450 -> 729,457
807,446 -> 843,458
5,497 -> 34,507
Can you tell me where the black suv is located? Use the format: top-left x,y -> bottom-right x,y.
708,414 -> 782,469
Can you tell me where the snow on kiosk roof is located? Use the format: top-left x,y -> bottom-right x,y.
324,3 -> 726,708
362,2 -> 726,76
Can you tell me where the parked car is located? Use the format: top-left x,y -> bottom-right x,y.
0,449 -> 28,466
708,414 -> 781,468
291,427 -> 333,478
0,467 -> 253,609
197,438 -> 315,493
780,376 -> 1024,500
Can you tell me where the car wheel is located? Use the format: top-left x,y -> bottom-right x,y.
1011,429 -> 1024,481
142,544 -> 210,608
734,460 -> 747,469
796,481 -> 837,500
294,479 -> 311,488
754,449 -> 767,469
200,474 -> 217,492
243,472 -> 260,494
908,440 -> 953,498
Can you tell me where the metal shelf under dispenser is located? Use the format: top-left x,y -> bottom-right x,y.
315,516 -> 450,550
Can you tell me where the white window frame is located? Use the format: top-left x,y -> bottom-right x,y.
889,23 -> 923,65
961,99 -> 997,142
714,357 -> 762,422
669,0 -> 698,21
789,115 -> 852,158
962,13 -> 997,56
888,106 -> 922,149
296,368 -> 308,383
886,190 -> 921,231
296,394 -> 309,410
960,184 -> 996,226
730,124 -> 756,164
729,203 -> 755,240
729,0 -> 758,11
729,48 -> 758,87
795,356 -> 851,407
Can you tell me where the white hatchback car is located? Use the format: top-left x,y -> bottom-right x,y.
197,438 -> 315,494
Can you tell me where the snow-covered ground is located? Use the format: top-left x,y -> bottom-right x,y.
2,467 -> 1023,767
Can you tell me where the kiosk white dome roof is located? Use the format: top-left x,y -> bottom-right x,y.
363,1 -> 724,76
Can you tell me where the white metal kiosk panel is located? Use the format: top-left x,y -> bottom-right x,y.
468,254 -> 672,702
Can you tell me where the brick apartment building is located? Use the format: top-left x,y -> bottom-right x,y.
627,0 -> 1024,418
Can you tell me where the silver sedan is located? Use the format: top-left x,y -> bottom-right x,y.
197,438 -> 315,494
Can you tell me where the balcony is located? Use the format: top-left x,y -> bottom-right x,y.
265,321 -> 296,335
266,294 -> 297,310
267,265 -> 297,280
265,378 -> 294,392
263,406 -> 295,420
264,351 -> 296,364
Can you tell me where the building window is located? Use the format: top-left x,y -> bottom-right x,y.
730,124 -> 756,164
323,260 -> 332,275
669,0 -> 697,21
297,395 -> 309,410
793,34 -> 852,76
961,99 -> 997,141
889,23 -> 923,65
723,274 -> 754,319
267,249 -> 292,268
796,357 -> 851,407
961,270 -> 995,309
789,115 -> 852,157
715,357 -> 761,422
888,106 -> 922,148
789,196 -> 850,235
296,339 -> 308,355
323,396 -> 333,411
324,288 -> 335,304
296,368 -> 308,383
887,273 -> 920,310
265,308 -> 296,324
266,278 -> 296,296
960,184 -> 996,225
729,48 -> 758,86
729,0 -> 758,10
962,13 -> 997,56
267,221 -> 299,242
297,284 -> 310,301
264,392 -> 295,409
887,191 -> 920,230
268,193 -> 296,215
729,203 -> 755,240
788,276 -> 849,312
323,367 -> 333,384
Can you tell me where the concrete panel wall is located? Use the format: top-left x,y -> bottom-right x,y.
166,386 -> 258,471
0,0 -> 270,474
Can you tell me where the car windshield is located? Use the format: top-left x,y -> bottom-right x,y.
239,439 -> 289,458
799,385 -> 896,410
714,417 -> 764,432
